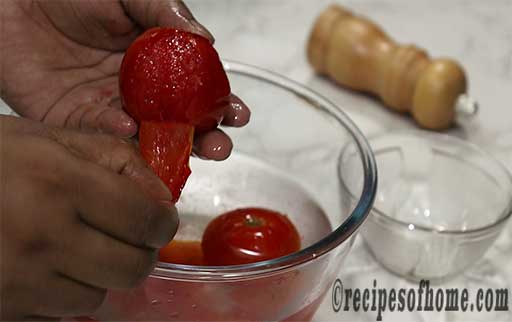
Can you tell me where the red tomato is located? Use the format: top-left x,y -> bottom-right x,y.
202,208 -> 301,265
119,28 -> 231,203
138,121 -> 194,202
119,28 -> 230,132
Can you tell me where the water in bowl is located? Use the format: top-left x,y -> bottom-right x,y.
176,152 -> 333,249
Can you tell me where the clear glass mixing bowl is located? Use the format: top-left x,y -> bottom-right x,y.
341,130 -> 512,283
92,61 -> 377,321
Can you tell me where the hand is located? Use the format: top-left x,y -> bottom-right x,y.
1,0 -> 250,160
0,116 -> 179,320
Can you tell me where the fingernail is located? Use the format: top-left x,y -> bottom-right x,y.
117,112 -> 137,134
190,20 -> 215,43
173,1 -> 215,43
171,0 -> 194,20
149,204 -> 179,248
221,94 -> 251,127
101,109 -> 138,138
193,130 -> 232,161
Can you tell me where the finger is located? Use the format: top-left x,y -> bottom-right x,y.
51,77 -> 138,138
122,0 -> 214,42
51,130 -> 171,204
76,168 -> 178,249
33,274 -> 106,317
220,94 -> 251,127
77,166 -> 178,248
193,129 -> 233,161
59,223 -> 158,289
97,108 -> 138,138
63,153 -> 178,249
68,103 -> 138,138
1,115 -> 51,137
38,0 -> 140,51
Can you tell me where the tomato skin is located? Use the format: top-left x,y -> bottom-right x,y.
202,208 -> 301,266
119,28 -> 230,131
139,121 -> 194,202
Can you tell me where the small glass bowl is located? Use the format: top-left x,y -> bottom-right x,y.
340,130 -> 512,282
92,61 -> 377,321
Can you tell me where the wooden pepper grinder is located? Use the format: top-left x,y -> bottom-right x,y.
307,4 -> 478,130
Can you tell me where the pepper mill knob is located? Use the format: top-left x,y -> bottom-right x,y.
307,4 -> 477,130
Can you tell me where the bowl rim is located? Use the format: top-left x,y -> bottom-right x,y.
153,60 -> 378,280
340,129 -> 512,236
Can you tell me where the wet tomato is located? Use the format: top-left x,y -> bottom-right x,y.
138,121 -> 194,202
119,28 -> 230,202
119,27 -> 230,130
202,208 -> 301,265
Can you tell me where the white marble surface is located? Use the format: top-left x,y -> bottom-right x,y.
1,0 -> 511,321
185,0 -> 512,321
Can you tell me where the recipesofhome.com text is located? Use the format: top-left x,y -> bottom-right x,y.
332,279 -> 509,321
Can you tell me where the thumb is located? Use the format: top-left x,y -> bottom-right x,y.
51,129 -> 174,204
122,0 -> 214,43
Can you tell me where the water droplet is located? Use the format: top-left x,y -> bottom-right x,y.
168,290 -> 175,295
167,299 -> 173,303
191,304 -> 197,309
169,312 -> 179,318
151,299 -> 161,305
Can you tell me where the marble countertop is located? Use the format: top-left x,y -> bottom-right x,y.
1,0 -> 510,321
185,0 -> 511,321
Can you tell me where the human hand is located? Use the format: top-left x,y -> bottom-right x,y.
0,116 -> 178,320
1,0 -> 250,160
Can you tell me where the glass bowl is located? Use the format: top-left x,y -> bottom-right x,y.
93,61 -> 377,321
340,130 -> 512,283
